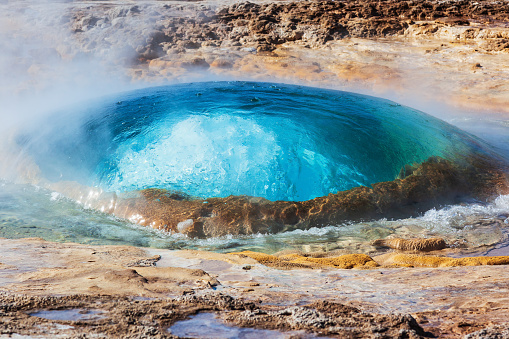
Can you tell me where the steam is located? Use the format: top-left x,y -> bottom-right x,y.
0,0 -> 226,185
0,0 -> 225,130
0,1 -> 139,109
0,0 -> 136,183
1,0 -> 509,187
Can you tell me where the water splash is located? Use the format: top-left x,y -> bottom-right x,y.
1,181 -> 508,254
18,82 -> 496,202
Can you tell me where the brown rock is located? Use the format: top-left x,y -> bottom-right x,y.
372,237 -> 447,252
434,17 -> 470,26
107,156 -> 509,238
181,58 -> 209,70
210,58 -> 233,69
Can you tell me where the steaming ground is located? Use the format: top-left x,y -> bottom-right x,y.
3,0 -> 509,158
3,1 -> 509,338
1,0 -> 509,245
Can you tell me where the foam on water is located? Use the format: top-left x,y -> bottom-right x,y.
106,115 -> 288,199
421,195 -> 509,230
0,180 -> 508,253
3,81 -> 509,252
17,81 -> 494,202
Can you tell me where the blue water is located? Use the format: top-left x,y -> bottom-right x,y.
17,81 -> 491,202
3,82 -> 509,252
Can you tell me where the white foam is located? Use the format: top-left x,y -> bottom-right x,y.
419,195 -> 509,232
50,192 -> 61,201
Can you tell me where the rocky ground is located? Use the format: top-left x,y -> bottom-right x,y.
1,238 -> 509,338
3,0 -> 509,116
3,0 -> 509,338
0,293 -> 429,338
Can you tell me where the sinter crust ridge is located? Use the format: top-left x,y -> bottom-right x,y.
109,155 -> 509,237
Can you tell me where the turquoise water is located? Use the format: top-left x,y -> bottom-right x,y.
17,81 -> 489,202
1,180 -> 508,254
3,81 -> 509,253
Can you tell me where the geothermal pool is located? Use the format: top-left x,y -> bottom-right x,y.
2,82 -> 509,253
17,81 -> 493,201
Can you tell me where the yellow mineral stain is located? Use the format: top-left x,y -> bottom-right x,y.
376,253 -> 509,268
230,251 -> 378,269
230,250 -> 509,270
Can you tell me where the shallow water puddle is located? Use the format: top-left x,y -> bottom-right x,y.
168,312 -> 316,338
28,309 -> 107,322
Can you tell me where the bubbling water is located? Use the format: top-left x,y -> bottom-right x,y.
5,81 -> 509,252
18,81 -> 493,202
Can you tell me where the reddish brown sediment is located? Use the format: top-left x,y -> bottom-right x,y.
372,237 -> 447,252
106,156 -> 509,237
4,1 -> 509,337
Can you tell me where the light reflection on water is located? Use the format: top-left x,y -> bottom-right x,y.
3,82 -> 509,253
0,181 -> 508,254
168,312 -> 321,339
29,309 -> 106,322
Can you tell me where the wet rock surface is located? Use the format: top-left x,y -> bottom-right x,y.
223,301 -> 430,338
1,239 -> 509,338
109,156 -> 509,237
465,324 -> 509,339
0,293 -> 432,338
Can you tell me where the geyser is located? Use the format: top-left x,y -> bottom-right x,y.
17,82 -> 496,202
13,81 -> 509,238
